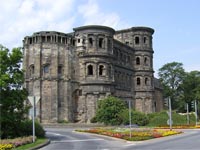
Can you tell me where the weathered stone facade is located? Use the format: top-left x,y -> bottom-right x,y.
23,25 -> 163,123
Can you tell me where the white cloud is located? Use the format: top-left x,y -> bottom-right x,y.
0,0 -> 129,49
0,0 -> 75,49
78,0 -> 129,29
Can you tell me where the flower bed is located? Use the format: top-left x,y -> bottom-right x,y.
0,144 -> 14,150
155,124 -> 200,129
76,127 -> 182,141
0,136 -> 34,149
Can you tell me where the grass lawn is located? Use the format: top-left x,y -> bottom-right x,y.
15,138 -> 48,150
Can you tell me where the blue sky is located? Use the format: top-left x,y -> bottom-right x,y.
0,0 -> 199,77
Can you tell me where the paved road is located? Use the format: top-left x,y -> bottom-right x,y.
40,128 -> 200,150
40,128 -> 127,150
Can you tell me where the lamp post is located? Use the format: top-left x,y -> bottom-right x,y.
168,97 -> 172,131
128,100 -> 132,138
195,100 -> 198,126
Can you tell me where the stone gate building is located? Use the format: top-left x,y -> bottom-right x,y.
23,25 -> 163,123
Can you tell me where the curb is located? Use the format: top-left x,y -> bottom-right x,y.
30,139 -> 50,150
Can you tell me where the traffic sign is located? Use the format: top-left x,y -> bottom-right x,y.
28,96 -> 40,106
167,119 -> 173,125
27,96 -> 40,143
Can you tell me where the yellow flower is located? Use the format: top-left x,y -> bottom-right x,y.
0,144 -> 14,150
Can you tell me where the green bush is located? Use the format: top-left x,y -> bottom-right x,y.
95,96 -> 126,125
147,111 -> 196,126
119,109 -> 149,126
19,120 -> 45,138
57,120 -> 69,123
90,116 -> 98,123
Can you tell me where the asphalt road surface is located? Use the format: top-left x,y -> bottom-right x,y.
40,128 -> 200,150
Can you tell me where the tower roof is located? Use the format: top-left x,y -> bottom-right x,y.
73,25 -> 115,34
116,26 -> 154,34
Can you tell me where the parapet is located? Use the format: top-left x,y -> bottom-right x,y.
23,31 -> 72,45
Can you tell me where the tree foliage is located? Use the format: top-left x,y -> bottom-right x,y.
95,96 -> 126,125
0,45 -> 28,138
158,62 -> 185,109
180,71 -> 200,111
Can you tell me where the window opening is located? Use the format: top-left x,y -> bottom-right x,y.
99,38 -> 103,48
43,65 -> 49,73
78,39 -> 80,43
82,39 -> 85,44
30,65 -> 34,76
145,78 -> 148,85
125,41 -> 129,45
42,36 -> 45,42
144,57 -> 148,65
136,57 -> 140,65
29,38 -> 32,44
58,66 -> 62,74
87,65 -> 93,75
79,90 -> 82,96
89,38 -> 93,46
137,77 -> 141,85
99,65 -> 104,76
144,37 -> 147,44
135,36 -> 139,44
47,36 -> 51,42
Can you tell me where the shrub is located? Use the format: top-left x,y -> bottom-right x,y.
90,116 -> 98,123
95,96 -> 126,125
147,111 -> 196,126
57,120 -> 69,123
19,120 -> 45,138
119,109 -> 149,126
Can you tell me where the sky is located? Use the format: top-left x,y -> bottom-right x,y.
0,0 -> 200,77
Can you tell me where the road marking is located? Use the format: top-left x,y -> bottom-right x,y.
51,138 -> 104,143
47,132 -> 64,136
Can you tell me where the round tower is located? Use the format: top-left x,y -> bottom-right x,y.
73,25 -> 115,122
131,27 -> 155,113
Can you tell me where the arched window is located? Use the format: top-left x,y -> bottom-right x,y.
99,38 -> 104,48
145,78 -> 148,85
144,57 -> 148,65
87,65 -> 93,75
89,38 -> 93,46
135,36 -> 140,44
136,57 -> 140,65
30,65 -> 34,76
99,65 -> 104,76
144,37 -> 147,44
136,77 -> 141,85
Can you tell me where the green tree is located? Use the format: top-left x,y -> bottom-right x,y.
181,71 -> 200,111
158,62 -> 185,110
0,45 -> 28,138
95,96 -> 126,125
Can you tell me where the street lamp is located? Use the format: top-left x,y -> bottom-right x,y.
128,100 -> 132,138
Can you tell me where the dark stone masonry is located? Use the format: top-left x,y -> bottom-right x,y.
23,25 -> 163,123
